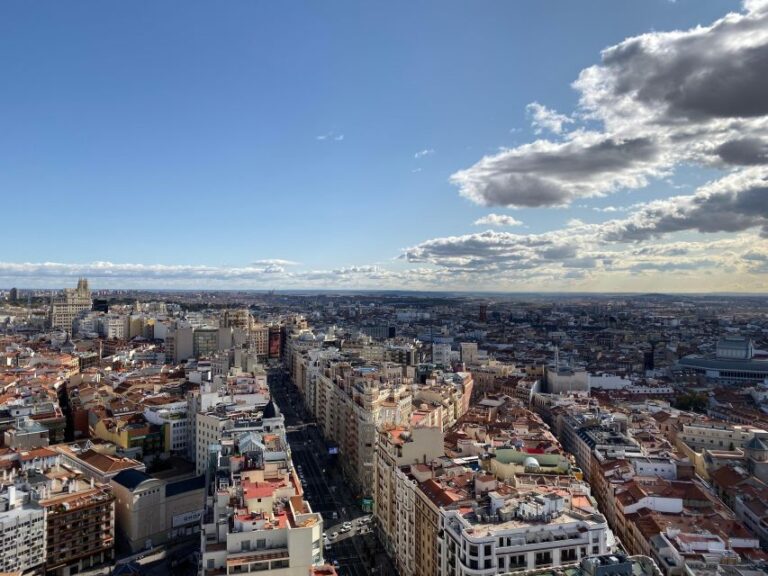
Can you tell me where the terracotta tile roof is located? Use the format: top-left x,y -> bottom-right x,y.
710,465 -> 748,488
79,449 -> 141,473
19,447 -> 58,461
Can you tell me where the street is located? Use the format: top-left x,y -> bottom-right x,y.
269,368 -> 398,576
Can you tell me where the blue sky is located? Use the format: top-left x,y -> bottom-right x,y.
2,0 -> 768,291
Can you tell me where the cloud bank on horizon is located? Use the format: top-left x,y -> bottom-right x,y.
4,0 -> 768,293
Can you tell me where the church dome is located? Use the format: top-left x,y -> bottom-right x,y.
524,456 -> 541,469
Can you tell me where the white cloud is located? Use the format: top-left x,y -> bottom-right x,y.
600,167 -> 768,242
414,149 -> 435,159
0,261 -> 452,291
316,131 -> 344,142
473,214 -> 523,227
451,133 -> 665,207
401,168 -> 768,290
526,102 -> 574,135
744,0 -> 768,13
251,259 -> 300,267
451,1 -> 768,208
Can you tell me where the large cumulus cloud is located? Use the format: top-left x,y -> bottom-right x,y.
601,168 -> 768,241
452,134 -> 663,207
452,0 -> 768,208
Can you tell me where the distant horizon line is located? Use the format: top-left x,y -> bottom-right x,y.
3,286 -> 767,298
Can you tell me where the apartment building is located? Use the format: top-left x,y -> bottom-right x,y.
414,476 -> 445,576
143,397 -> 193,458
558,413 -> 641,482
195,402 -> 284,477
250,323 -> 270,359
677,422 -> 766,452
439,491 -> 610,575
39,479 -> 115,575
313,364 -> 413,495
222,309 -> 252,331
166,324 -> 194,364
373,424 -> 444,576
193,327 -> 224,358
413,373 -> 474,433
0,485 -> 45,574
90,414 -> 165,462
200,436 -> 323,576
675,422 -> 768,478
98,314 -> 129,340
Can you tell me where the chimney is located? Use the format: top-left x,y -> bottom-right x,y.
7,486 -> 16,509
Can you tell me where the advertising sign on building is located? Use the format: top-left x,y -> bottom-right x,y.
172,509 -> 203,528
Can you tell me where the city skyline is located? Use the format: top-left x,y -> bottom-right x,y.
2,0 -> 767,292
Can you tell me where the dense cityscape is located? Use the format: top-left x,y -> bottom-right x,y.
3,0 -> 768,574
0,282 -> 767,575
